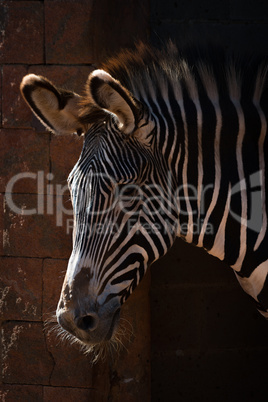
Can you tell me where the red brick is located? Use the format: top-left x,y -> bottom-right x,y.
28,65 -> 93,96
0,129 -> 50,193
50,134 -> 83,190
45,1 -> 94,64
44,323 -> 110,390
0,1 -> 44,64
2,322 -> 54,384
0,194 -> 4,256
43,258 -> 68,321
110,271 -> 151,401
3,193 -> 73,258
45,0 -> 150,64
0,66 -> 2,128
0,385 -> 43,402
2,65 -> 32,128
44,387 -> 106,402
0,257 -> 42,321
86,0 -> 150,62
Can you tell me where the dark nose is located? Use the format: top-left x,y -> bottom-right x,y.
74,313 -> 99,331
57,308 -> 100,336
56,296 -> 121,343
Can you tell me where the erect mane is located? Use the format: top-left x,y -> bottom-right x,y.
79,41 -> 268,127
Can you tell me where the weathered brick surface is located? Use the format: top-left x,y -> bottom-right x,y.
3,1 -> 268,401
43,258 -> 67,321
0,129 -> 50,193
1,321 -> 54,384
0,194 -> 4,256
0,65 -> 2,128
43,386 -> 106,402
44,325 -> 110,390
110,272 -> 151,402
0,1 -> 44,64
88,0 -> 150,62
50,133 -> 83,190
0,385 -> 43,402
28,65 -> 93,96
1,0 -> 150,400
45,0 -> 150,64
2,65 -> 32,128
3,193 -> 73,258
0,257 -> 42,321
45,0 -> 94,64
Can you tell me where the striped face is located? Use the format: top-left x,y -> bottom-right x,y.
56,118 -> 178,346
19,69 -> 179,348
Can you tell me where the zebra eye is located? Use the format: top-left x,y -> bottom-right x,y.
116,184 -> 138,198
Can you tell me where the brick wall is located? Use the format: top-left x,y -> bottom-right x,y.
0,1 -> 150,401
1,1 -> 268,402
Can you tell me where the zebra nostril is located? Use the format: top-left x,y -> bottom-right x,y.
75,314 -> 98,331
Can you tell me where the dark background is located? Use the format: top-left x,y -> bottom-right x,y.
150,2 -> 268,401
1,1 -> 268,401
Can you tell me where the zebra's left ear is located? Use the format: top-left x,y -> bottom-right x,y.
86,70 -> 142,135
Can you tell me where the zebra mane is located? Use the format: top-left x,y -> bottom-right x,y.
80,41 -> 268,126
79,102 -> 108,126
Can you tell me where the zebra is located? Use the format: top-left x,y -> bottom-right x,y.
20,42 -> 268,356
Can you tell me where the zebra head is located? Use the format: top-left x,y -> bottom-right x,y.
20,70 -> 178,351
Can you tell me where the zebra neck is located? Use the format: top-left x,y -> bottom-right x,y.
118,46 -> 267,273
170,93 -> 266,274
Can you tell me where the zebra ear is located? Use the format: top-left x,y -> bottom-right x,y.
20,74 -> 85,135
87,70 -> 141,135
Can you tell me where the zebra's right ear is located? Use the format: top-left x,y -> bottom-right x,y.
20,74 -> 85,135
86,70 -> 142,135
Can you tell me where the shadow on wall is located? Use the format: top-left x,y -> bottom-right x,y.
150,1 -> 268,401
151,0 -> 268,55
150,239 -> 268,401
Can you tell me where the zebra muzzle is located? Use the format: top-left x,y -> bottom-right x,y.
56,303 -> 121,345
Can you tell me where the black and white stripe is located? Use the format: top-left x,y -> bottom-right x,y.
69,43 -> 268,317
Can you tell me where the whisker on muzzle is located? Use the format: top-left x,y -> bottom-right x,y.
42,312 -> 134,364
